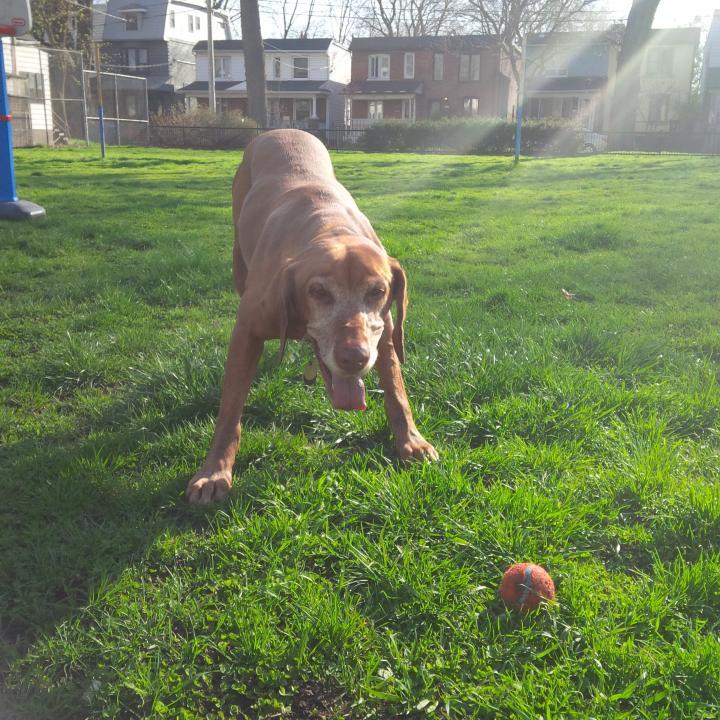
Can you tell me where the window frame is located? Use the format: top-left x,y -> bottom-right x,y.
404,52 -> 415,79
214,55 -> 231,80
459,53 -> 481,81
123,11 -> 142,31
433,53 -> 444,81
368,99 -> 384,120
293,56 -> 309,79
368,54 -> 390,80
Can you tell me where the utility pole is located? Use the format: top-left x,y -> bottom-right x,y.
95,42 -> 106,158
207,0 -> 216,113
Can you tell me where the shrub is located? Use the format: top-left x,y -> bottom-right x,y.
149,108 -> 259,149
360,117 -> 584,155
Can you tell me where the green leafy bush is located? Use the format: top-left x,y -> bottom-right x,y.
361,118 -> 584,155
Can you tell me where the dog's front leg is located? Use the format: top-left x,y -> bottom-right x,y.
186,315 -> 264,504
376,316 -> 438,462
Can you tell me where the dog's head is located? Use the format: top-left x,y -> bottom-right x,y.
269,239 -> 407,411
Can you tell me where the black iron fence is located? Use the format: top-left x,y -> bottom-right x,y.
143,123 -> 720,156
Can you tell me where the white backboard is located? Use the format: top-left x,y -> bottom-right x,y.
0,0 -> 32,37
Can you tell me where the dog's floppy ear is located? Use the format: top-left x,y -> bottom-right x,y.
388,256 -> 408,363
261,261 -> 301,363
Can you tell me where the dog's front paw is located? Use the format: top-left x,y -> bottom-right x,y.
396,432 -> 439,462
186,469 -> 232,505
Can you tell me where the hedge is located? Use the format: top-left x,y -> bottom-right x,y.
360,118 -> 584,155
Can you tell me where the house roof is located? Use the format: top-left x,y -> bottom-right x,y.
178,80 -> 331,94
179,80 -> 241,92
527,26 -> 700,47
526,76 -> 607,93
193,38 -> 334,53
349,35 -> 498,52
344,80 -> 424,95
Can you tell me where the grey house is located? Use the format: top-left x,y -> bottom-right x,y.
93,0 -> 231,113
524,29 -> 622,132
702,10 -> 720,128
525,27 -> 700,133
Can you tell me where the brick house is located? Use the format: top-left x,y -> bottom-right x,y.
345,35 -> 515,126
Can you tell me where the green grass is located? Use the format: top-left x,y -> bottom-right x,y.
2,144 -> 720,719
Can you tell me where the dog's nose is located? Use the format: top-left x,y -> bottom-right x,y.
334,344 -> 371,373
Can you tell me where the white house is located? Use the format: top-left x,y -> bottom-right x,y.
179,38 -> 351,129
1,36 -> 53,146
94,0 -> 231,112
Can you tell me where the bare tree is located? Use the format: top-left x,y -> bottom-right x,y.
461,0 -> 602,85
240,0 -> 267,126
356,0 -> 460,37
276,0 -> 318,38
610,0 -> 661,145
329,0 -> 357,46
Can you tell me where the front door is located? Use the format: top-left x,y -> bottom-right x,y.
401,97 -> 415,120
295,99 -> 312,127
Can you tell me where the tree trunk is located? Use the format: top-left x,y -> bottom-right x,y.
611,0 -> 661,148
240,0 -> 267,127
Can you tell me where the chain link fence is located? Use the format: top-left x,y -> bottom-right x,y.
3,40 -> 148,147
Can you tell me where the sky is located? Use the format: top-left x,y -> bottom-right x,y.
601,0 -> 718,28
254,0 -> 720,39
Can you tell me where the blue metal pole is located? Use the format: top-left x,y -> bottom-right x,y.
98,103 -> 106,158
0,39 -> 19,202
513,96 -> 524,163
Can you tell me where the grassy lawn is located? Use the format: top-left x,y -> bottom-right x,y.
2,144 -> 720,719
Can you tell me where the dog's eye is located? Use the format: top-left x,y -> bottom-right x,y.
367,286 -> 386,301
309,284 -> 334,303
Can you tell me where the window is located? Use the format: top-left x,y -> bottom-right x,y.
293,57 -> 308,79
433,53 -> 443,81
215,56 -> 231,79
404,52 -> 415,79
369,54 -> 389,80
124,48 -> 148,68
273,56 -> 281,79
187,15 -> 193,32
401,97 -> 414,119
646,47 -> 674,77
123,11 -> 142,31
430,99 -> 441,117
368,99 -> 383,120
459,54 -> 480,81
647,93 -> 670,122
26,72 -> 43,100
195,15 -> 201,31
169,10 -> 175,28
541,47 -> 568,77
463,97 -> 479,116
561,97 -> 579,118
295,99 -> 312,123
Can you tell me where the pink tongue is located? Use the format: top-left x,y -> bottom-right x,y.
331,375 -> 367,411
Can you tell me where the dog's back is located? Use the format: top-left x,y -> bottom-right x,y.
232,130 -> 373,296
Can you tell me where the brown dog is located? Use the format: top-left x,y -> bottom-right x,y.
186,129 -> 438,504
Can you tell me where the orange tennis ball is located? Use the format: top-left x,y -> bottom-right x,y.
499,563 -> 555,611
